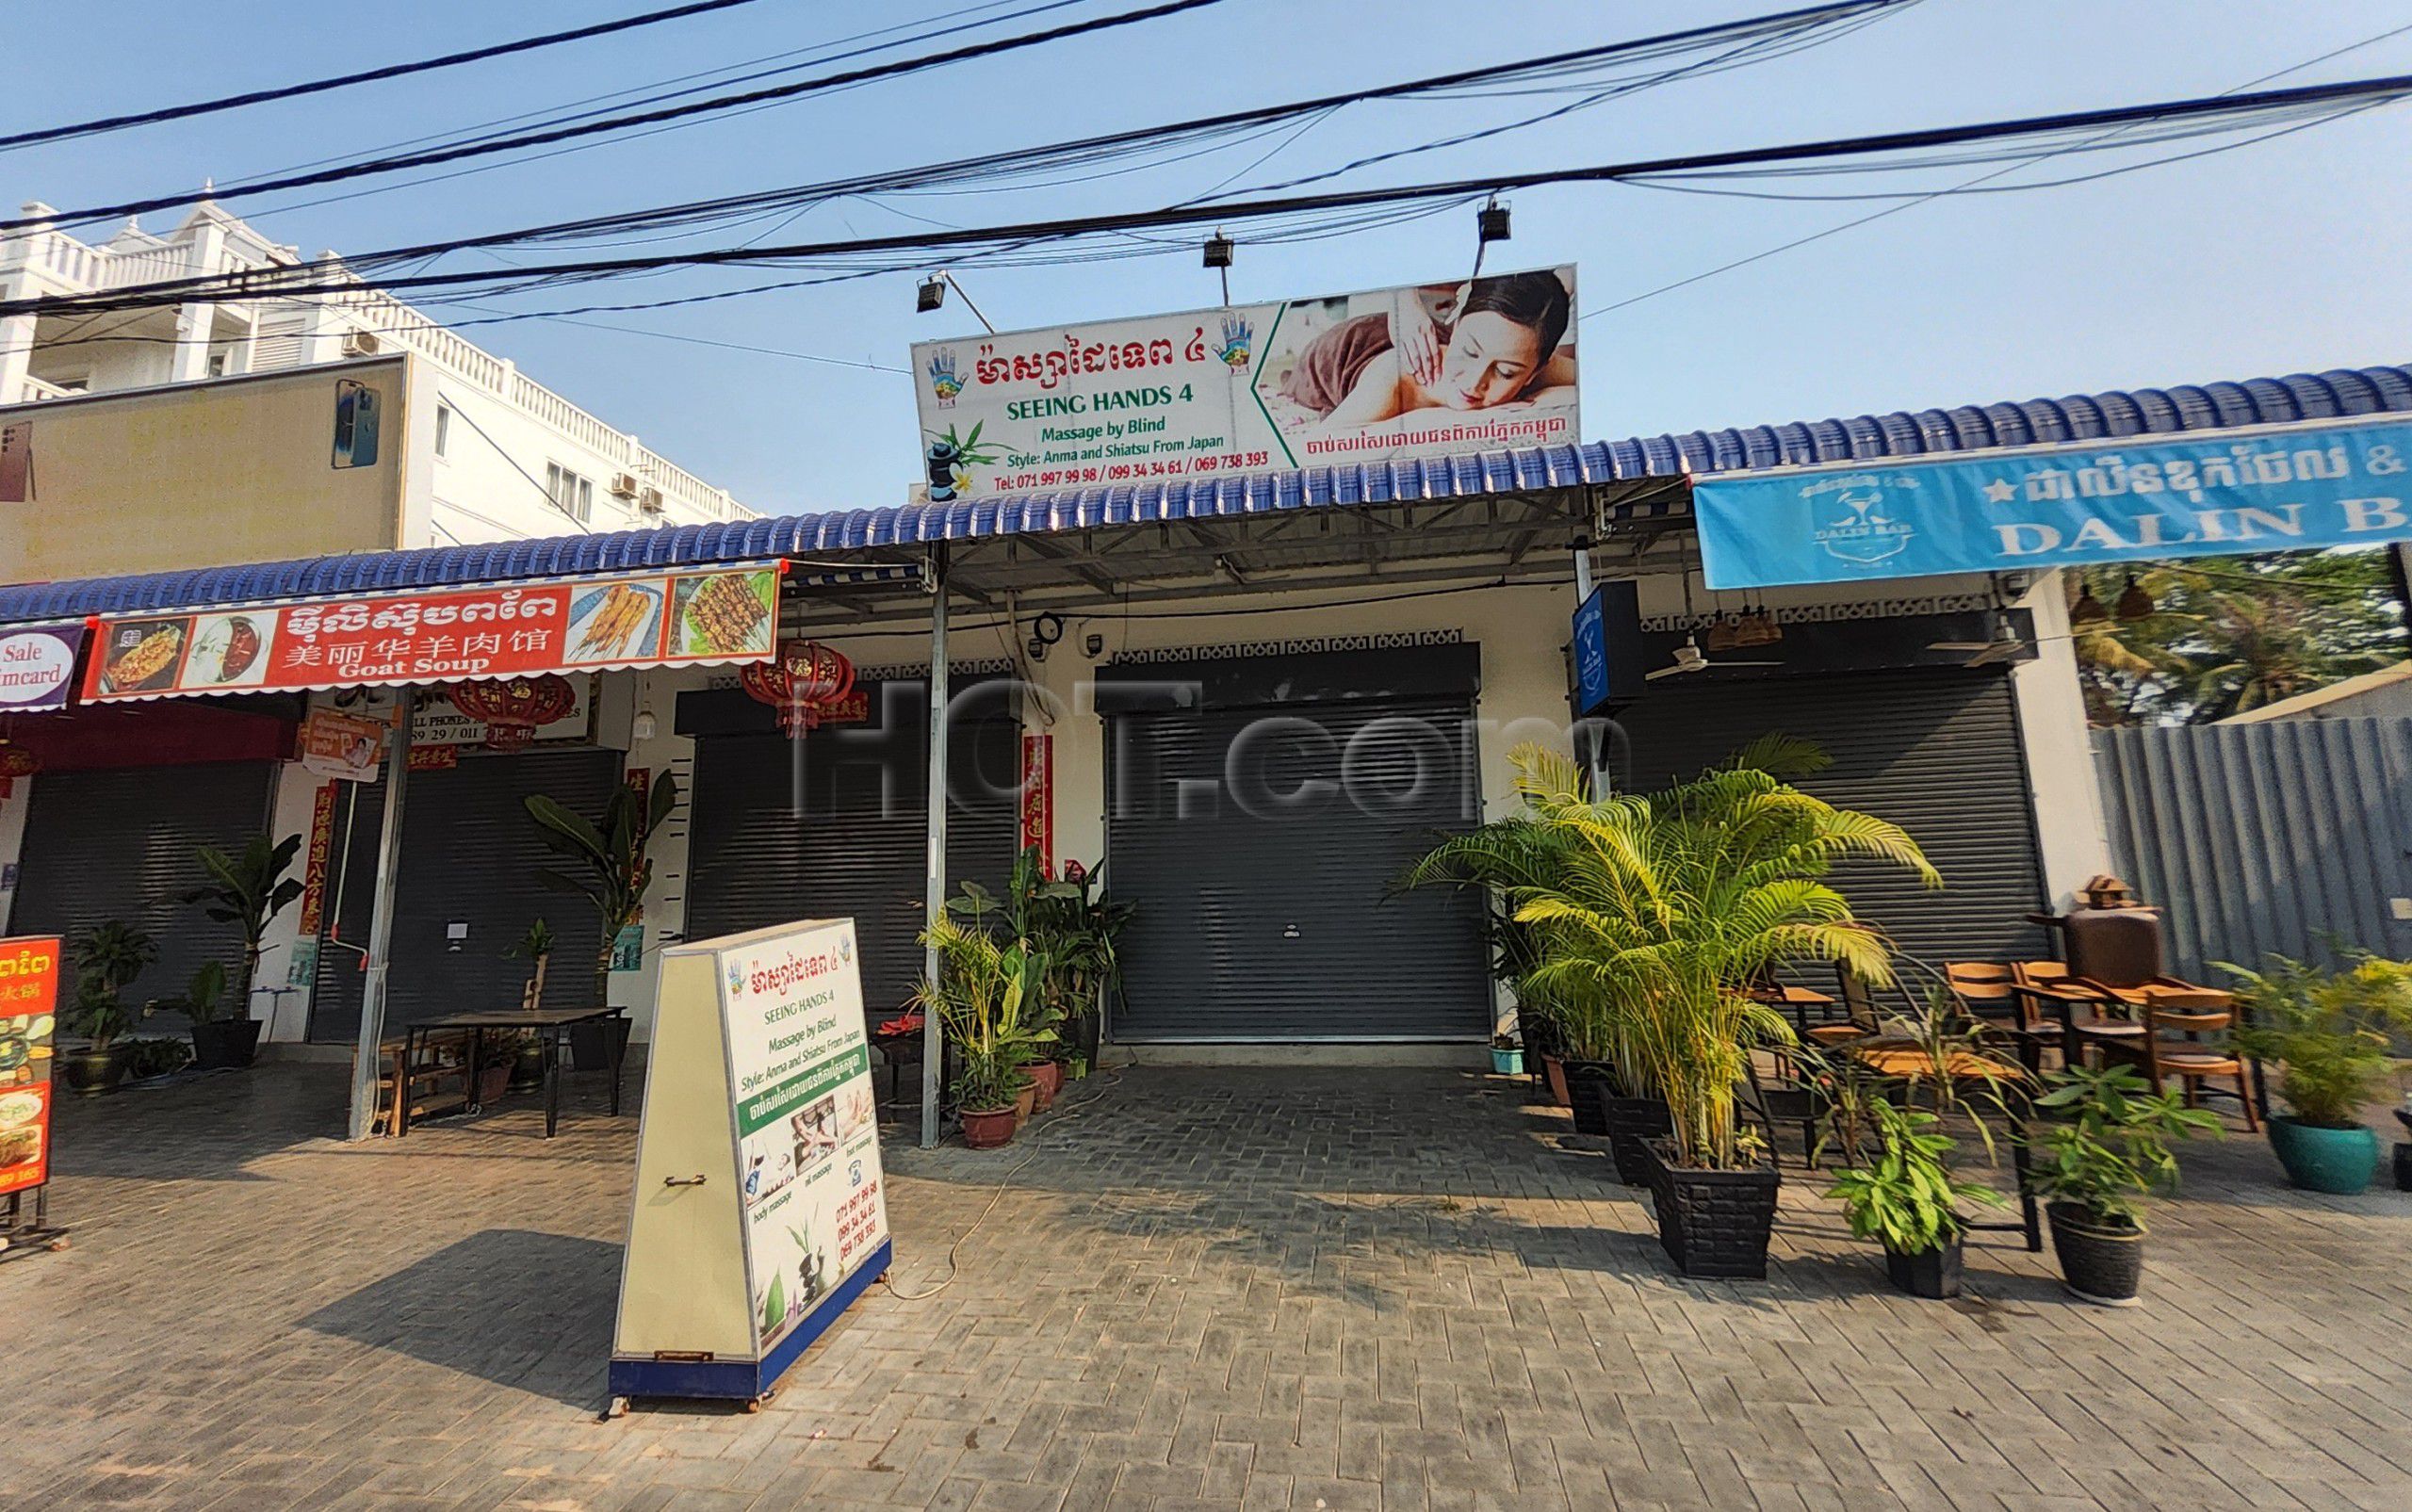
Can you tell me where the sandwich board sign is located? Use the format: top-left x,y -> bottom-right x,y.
608,918 -> 890,1408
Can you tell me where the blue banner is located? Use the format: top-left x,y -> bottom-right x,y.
1693,419 -> 2412,590
1572,586 -> 1610,714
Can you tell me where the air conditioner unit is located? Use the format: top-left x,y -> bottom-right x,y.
339,330 -> 381,357
636,486 -> 666,513
608,471 -> 643,499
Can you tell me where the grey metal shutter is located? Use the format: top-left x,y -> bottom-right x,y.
308,748 -> 623,1043
683,705 -> 1019,1024
1106,694 -> 1490,1042
8,761 -> 277,1013
1606,669 -> 2049,971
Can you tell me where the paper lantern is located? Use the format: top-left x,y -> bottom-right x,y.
741,640 -> 856,737
448,675 -> 578,751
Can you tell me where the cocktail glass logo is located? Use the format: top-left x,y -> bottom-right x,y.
925,350 -> 962,409
1216,317 -> 1253,371
1805,473 -> 1917,567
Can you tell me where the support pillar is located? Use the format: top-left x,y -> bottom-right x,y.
170,301 -> 217,383
346,700 -> 412,1141
0,310 -> 34,404
920,545 -> 950,1148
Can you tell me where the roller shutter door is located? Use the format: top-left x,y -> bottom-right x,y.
8,761 -> 277,1012
1607,669 -> 2049,969
1106,694 -> 1489,1041
683,695 -> 1019,1023
308,748 -> 623,1043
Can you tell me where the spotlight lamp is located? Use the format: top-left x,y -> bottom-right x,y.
1202,233 -> 1234,269
1477,199 -> 1511,243
915,274 -> 947,313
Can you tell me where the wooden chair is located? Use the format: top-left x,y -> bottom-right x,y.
371,1029 -> 473,1136
2110,988 -> 2260,1130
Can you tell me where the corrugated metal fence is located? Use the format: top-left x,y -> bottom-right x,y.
2093,718 -> 2412,980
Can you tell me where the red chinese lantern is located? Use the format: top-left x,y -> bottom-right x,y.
741,640 -> 856,737
448,674 -> 578,752
0,744 -> 35,800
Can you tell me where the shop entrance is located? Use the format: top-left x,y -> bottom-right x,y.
678,679 -> 1019,1023
8,760 -> 281,1012
1608,667 -> 2050,967
1100,647 -> 1491,1043
307,748 -> 624,1043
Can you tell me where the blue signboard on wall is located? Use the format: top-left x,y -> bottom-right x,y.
1572,586 -> 1611,714
1693,418 -> 2412,590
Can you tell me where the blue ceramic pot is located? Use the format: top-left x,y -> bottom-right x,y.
1491,1047 -> 1524,1076
2267,1115 -> 2379,1195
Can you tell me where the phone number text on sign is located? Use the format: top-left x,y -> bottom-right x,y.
984,450 -> 1273,493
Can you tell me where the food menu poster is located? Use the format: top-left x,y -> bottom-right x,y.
719,919 -> 887,1356
80,564 -> 784,702
0,936 -> 61,1198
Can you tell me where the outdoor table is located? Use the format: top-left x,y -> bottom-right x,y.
1749,983 -> 1840,1039
394,1006 -> 629,1139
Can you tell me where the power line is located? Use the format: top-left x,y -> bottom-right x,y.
10,68 -> 2409,322
0,0 -> 781,154
0,0 -> 1233,236
1580,19 -> 2412,322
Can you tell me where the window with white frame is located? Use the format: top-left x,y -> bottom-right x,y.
433,403 -> 451,459
546,462 -> 594,523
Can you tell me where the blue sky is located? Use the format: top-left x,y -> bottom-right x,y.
8,0 -> 2412,515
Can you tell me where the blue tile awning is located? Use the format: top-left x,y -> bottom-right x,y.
5,363 -> 2406,626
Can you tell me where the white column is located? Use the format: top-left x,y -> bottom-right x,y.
0,310 -> 33,404
347,705 -> 413,1140
170,301 -> 217,382
920,548 -> 949,1148
2010,571 -> 2114,910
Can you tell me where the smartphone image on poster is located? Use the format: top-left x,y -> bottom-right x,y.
333,379 -> 381,469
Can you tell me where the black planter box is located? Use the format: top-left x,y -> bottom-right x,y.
189,1018 -> 263,1071
1604,1094 -> 1673,1186
570,1016 -> 633,1073
1563,1062 -> 1617,1135
1640,1139 -> 1780,1279
1883,1240 -> 1963,1299
2395,1143 -> 2412,1194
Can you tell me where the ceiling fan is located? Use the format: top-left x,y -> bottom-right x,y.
1929,609 -> 2034,667
1650,567 -> 1781,680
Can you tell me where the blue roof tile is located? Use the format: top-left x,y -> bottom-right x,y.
7,362 -> 2407,624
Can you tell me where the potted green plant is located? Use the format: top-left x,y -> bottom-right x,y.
2023,1064 -> 2220,1305
1825,1099 -> 2005,1299
1496,740 -> 1938,1276
2223,951 -> 2412,1195
527,772 -> 674,1071
918,910 -> 1055,1149
61,921 -> 156,1095
147,959 -> 246,1071
182,832 -> 304,1068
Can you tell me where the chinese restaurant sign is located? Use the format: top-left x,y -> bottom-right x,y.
81,566 -> 781,702
0,623 -> 85,714
1695,419 -> 2412,590
911,267 -> 1577,499
0,935 -> 61,1198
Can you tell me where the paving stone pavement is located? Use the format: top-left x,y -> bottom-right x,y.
2,1059 -> 2407,1512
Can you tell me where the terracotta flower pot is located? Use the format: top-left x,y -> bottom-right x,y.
1540,1054 -> 1571,1109
1014,1082 -> 1036,1128
960,1106 -> 1017,1149
1029,1060 -> 1064,1113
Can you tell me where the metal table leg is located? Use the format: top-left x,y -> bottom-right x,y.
607,1012 -> 626,1116
544,1026 -> 562,1139
464,1027 -> 486,1114
394,1026 -> 417,1138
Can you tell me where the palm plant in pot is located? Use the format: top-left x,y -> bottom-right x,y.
918,912 -> 1055,1148
1513,741 -> 1939,1278
527,772 -> 674,1071
180,832 -> 303,1068
1826,1099 -> 2004,1298
2022,1064 -> 2219,1305
62,921 -> 156,1094
2223,950 -> 2412,1195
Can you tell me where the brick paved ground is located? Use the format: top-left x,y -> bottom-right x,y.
3,1060 -> 2408,1511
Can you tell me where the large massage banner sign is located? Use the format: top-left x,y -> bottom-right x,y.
611,919 -> 888,1405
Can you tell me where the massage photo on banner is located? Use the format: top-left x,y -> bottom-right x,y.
910,265 -> 1578,499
